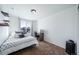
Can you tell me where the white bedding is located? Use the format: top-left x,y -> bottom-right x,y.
0,36 -> 38,55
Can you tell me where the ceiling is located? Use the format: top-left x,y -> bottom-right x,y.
0,4 -> 76,20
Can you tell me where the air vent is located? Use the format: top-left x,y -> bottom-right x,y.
1,11 -> 9,17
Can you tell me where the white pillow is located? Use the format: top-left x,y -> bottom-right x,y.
14,33 -> 20,38
8,32 -> 15,39
24,33 -> 31,37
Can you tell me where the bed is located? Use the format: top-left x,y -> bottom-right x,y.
0,35 -> 38,55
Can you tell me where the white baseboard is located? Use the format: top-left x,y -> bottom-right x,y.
44,39 -> 65,49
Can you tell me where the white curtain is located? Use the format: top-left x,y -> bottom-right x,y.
20,19 -> 38,36
20,19 -> 32,35
20,19 -> 32,28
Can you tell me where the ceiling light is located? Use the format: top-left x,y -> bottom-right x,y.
30,9 -> 37,15
31,9 -> 36,13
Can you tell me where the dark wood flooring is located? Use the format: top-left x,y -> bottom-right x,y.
10,41 -> 67,55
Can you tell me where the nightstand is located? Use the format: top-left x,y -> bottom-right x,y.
39,33 -> 44,41
34,32 -> 39,40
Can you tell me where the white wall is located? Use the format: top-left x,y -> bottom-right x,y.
38,5 -> 78,53
0,15 -> 19,46
0,7 -> 9,46
0,27 -> 9,46
32,20 -> 38,36
0,15 -> 9,46
9,15 -> 20,33
77,7 -> 79,54
0,8 -> 4,20
0,12 -> 4,20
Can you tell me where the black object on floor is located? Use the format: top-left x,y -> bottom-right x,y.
66,40 -> 77,55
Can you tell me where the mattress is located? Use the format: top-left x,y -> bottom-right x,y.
0,36 -> 38,53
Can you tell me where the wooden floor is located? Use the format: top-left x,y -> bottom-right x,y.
10,41 -> 67,55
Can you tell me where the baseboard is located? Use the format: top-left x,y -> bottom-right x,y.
44,40 -> 65,50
